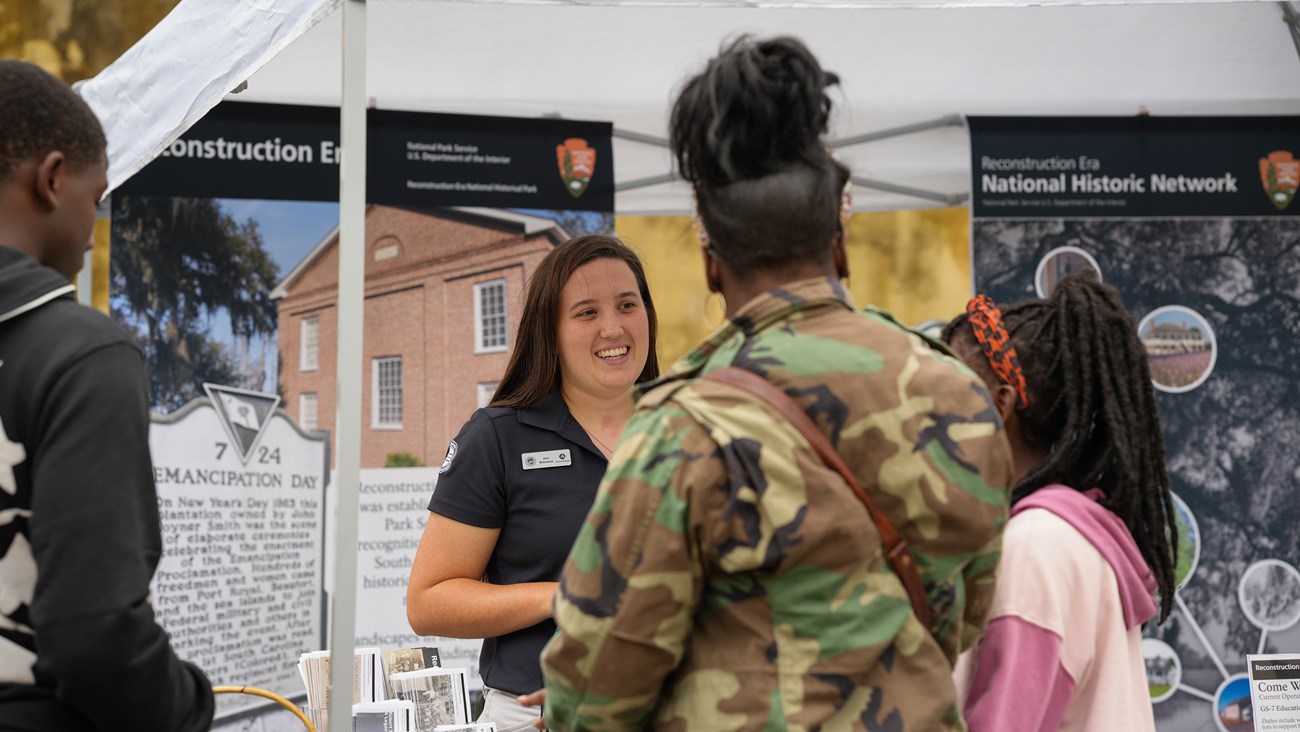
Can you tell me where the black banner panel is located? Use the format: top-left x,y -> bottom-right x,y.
969,116 -> 1300,219
121,102 -> 615,213
969,116 -> 1300,732
368,109 -> 613,213
120,103 -> 342,201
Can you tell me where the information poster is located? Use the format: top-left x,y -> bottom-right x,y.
116,102 -> 613,729
150,386 -> 328,719
969,116 -> 1300,732
1248,654 -> 1300,730
350,467 -> 483,689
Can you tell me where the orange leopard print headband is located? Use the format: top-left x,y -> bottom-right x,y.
966,294 -> 1030,410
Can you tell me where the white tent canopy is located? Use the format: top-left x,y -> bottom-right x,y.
85,0 -> 1300,212
77,2 -> 1300,729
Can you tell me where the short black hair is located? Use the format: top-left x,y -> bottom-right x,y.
669,36 -> 848,275
0,60 -> 106,181
943,270 -> 1179,622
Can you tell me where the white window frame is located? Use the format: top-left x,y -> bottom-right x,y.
371,356 -> 403,430
473,279 -> 509,354
300,316 -> 319,372
299,392 -> 318,431
477,381 -> 499,409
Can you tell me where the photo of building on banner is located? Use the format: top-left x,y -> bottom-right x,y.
110,101 -> 615,728
968,116 -> 1300,732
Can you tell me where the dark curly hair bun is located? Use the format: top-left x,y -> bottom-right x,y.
671,35 -> 839,188
670,36 -> 848,275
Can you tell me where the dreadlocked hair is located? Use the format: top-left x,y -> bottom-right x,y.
669,35 -> 849,275
944,269 -> 1178,622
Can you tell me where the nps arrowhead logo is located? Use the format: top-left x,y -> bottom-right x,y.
1259,151 -> 1299,211
557,138 -> 596,199
203,383 -> 280,464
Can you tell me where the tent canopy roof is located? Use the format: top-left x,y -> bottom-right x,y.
86,0 -> 1300,212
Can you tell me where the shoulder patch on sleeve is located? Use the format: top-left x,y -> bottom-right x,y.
439,439 -> 458,473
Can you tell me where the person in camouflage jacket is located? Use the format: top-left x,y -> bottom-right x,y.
539,37 -> 1013,731
541,276 -> 1011,730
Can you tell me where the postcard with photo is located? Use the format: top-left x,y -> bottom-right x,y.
382,646 -> 442,699
390,667 -> 471,732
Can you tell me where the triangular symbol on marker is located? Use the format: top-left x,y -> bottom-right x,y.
203,383 -> 280,464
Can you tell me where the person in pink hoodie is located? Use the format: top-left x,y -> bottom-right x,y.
943,269 -> 1177,732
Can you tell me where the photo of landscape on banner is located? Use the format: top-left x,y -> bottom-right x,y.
111,101 -> 614,726
968,115 -> 1300,732
114,101 -> 614,468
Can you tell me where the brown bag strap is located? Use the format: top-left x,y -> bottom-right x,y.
702,367 -> 932,629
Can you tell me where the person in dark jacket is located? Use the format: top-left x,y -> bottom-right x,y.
0,59 -> 215,732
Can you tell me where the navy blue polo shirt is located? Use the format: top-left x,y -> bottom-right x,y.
427,386 -> 607,696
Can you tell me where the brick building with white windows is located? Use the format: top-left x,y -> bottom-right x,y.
273,205 -> 567,467
1141,320 -> 1210,356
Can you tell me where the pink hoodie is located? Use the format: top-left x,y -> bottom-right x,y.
955,485 -> 1158,732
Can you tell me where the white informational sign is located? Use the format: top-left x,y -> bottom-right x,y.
350,467 -> 484,691
1248,654 -> 1300,731
150,387 -> 328,719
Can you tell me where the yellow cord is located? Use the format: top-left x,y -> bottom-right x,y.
212,685 -> 317,732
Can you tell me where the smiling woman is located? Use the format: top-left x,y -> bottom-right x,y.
556,256 -> 654,454
406,234 -> 659,730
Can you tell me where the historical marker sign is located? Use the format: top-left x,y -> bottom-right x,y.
150,391 -> 328,719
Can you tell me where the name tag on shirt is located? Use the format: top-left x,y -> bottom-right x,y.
522,449 -> 572,470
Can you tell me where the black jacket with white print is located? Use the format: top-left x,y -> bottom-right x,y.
0,245 -> 213,731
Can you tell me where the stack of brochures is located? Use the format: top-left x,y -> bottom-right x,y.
351,702 -> 497,732
299,647 -> 387,727
298,646 -> 488,732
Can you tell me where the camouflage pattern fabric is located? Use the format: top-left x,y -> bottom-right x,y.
541,277 -> 1013,731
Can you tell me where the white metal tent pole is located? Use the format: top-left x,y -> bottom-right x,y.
327,0 -> 366,730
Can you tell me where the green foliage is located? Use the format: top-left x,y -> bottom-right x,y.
385,451 -> 424,468
111,196 -> 280,411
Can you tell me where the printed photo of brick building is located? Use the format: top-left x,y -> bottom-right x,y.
274,205 -> 567,467
1138,305 -> 1217,393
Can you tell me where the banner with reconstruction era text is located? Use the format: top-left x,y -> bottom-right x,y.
116,101 -> 615,730
969,116 -> 1300,732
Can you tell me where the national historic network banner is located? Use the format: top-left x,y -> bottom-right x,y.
969,116 -> 1298,219
968,116 -> 1300,732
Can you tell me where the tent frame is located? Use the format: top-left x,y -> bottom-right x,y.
611,115 -> 969,205
327,2 -> 366,730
